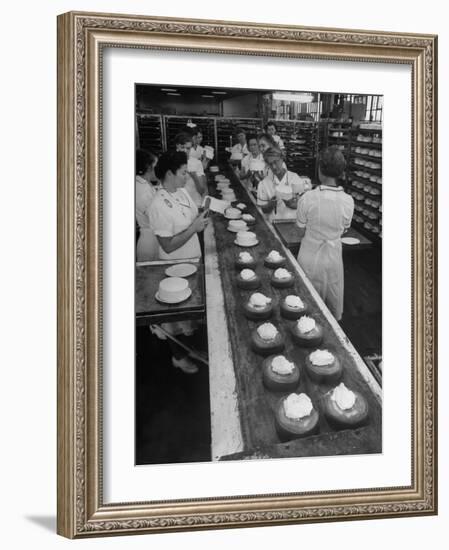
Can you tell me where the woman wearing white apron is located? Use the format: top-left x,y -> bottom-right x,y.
296,146 -> 354,321
136,149 -> 160,262
149,151 -> 209,373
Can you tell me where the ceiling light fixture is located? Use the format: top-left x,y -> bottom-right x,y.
166,92 -> 181,96
211,91 -> 227,95
272,92 -> 314,103
201,95 -> 215,98
161,88 -> 177,92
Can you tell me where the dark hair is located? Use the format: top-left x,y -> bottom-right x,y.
154,151 -> 188,181
263,146 -> 283,162
136,149 -> 157,176
319,146 -> 346,178
234,127 -> 246,137
257,133 -> 276,146
246,134 -> 258,143
265,122 -> 277,131
174,131 -> 193,146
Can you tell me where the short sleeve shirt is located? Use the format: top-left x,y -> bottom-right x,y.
149,187 -> 201,260
187,156 -> 205,176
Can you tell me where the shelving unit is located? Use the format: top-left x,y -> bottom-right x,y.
164,116 -> 216,151
346,123 -> 382,242
136,114 -> 164,154
215,117 -> 262,164
324,120 -> 353,154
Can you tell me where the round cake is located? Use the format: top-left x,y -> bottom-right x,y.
222,190 -> 236,201
236,202 -> 247,211
291,316 -> 323,347
235,251 -> 257,270
209,165 -> 219,173
157,277 -> 189,303
242,213 -> 256,226
271,268 -> 294,288
236,268 -> 260,290
243,292 -> 273,321
280,294 -> 308,320
228,220 -> 248,232
275,393 -> 319,441
225,207 -> 242,220
251,323 -> 284,356
264,250 -> 286,269
322,383 -> 369,429
262,355 -> 300,393
217,181 -> 231,190
235,231 -> 258,247
305,349 -> 342,384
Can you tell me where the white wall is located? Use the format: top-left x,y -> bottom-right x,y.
0,1 -> 446,549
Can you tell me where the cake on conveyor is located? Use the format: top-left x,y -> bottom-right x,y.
280,294 -> 308,320
264,250 -> 286,269
243,292 -> 273,321
262,355 -> 300,392
236,202 -> 247,211
271,267 -> 294,288
251,322 -> 284,356
322,383 -> 369,429
235,231 -> 258,247
275,393 -> 319,440
305,349 -> 342,384
242,213 -> 256,226
228,219 -> 248,232
236,268 -> 261,290
225,207 -> 242,219
291,315 -> 323,347
235,251 -> 257,270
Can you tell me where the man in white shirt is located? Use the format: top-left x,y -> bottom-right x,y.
174,131 -> 207,206
257,146 -> 311,221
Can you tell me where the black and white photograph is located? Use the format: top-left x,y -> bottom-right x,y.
134,85 -> 383,465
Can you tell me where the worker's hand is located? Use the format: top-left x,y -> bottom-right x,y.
192,210 -> 209,233
260,198 -> 276,214
284,197 -> 298,209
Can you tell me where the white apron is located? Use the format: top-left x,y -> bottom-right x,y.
297,186 -> 353,321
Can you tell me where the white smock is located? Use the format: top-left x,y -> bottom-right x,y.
148,186 -> 202,339
296,185 -> 354,321
257,170 -> 311,221
135,175 -> 159,262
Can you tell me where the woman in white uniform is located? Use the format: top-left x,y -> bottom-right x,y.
265,122 -> 285,150
135,149 -> 160,262
239,134 -> 264,191
175,131 -> 207,208
257,146 -> 311,221
149,151 -> 209,373
296,146 -> 354,321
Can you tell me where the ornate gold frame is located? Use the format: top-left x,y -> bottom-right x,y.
57,11 -> 438,539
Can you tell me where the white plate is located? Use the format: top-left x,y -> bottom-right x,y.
234,239 -> 259,247
341,237 -> 361,245
165,263 -> 197,277
155,288 -> 192,305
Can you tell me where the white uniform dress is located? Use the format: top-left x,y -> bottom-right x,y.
135,175 -> 159,262
296,185 -> 354,321
257,170 -> 312,221
189,145 -> 204,160
149,187 -> 201,260
272,134 -> 285,149
185,157 -> 206,207
149,186 -> 201,338
231,143 -> 249,156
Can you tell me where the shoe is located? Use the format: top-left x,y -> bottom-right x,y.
172,356 -> 199,374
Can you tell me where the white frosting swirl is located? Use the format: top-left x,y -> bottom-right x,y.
239,252 -> 253,263
267,250 -> 283,262
240,269 -> 256,281
242,214 -> 255,222
237,203 -> 247,210
331,383 -> 356,410
285,295 -> 304,309
271,356 -> 294,375
297,316 -> 316,334
274,268 -> 290,280
283,393 -> 313,420
309,349 -> 334,366
249,293 -> 272,308
257,323 -> 278,341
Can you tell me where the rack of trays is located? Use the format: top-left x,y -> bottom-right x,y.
346,123 -> 383,241
216,117 -> 263,164
325,120 -> 353,155
163,115 -> 216,152
136,113 -> 164,154
284,121 -> 318,180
